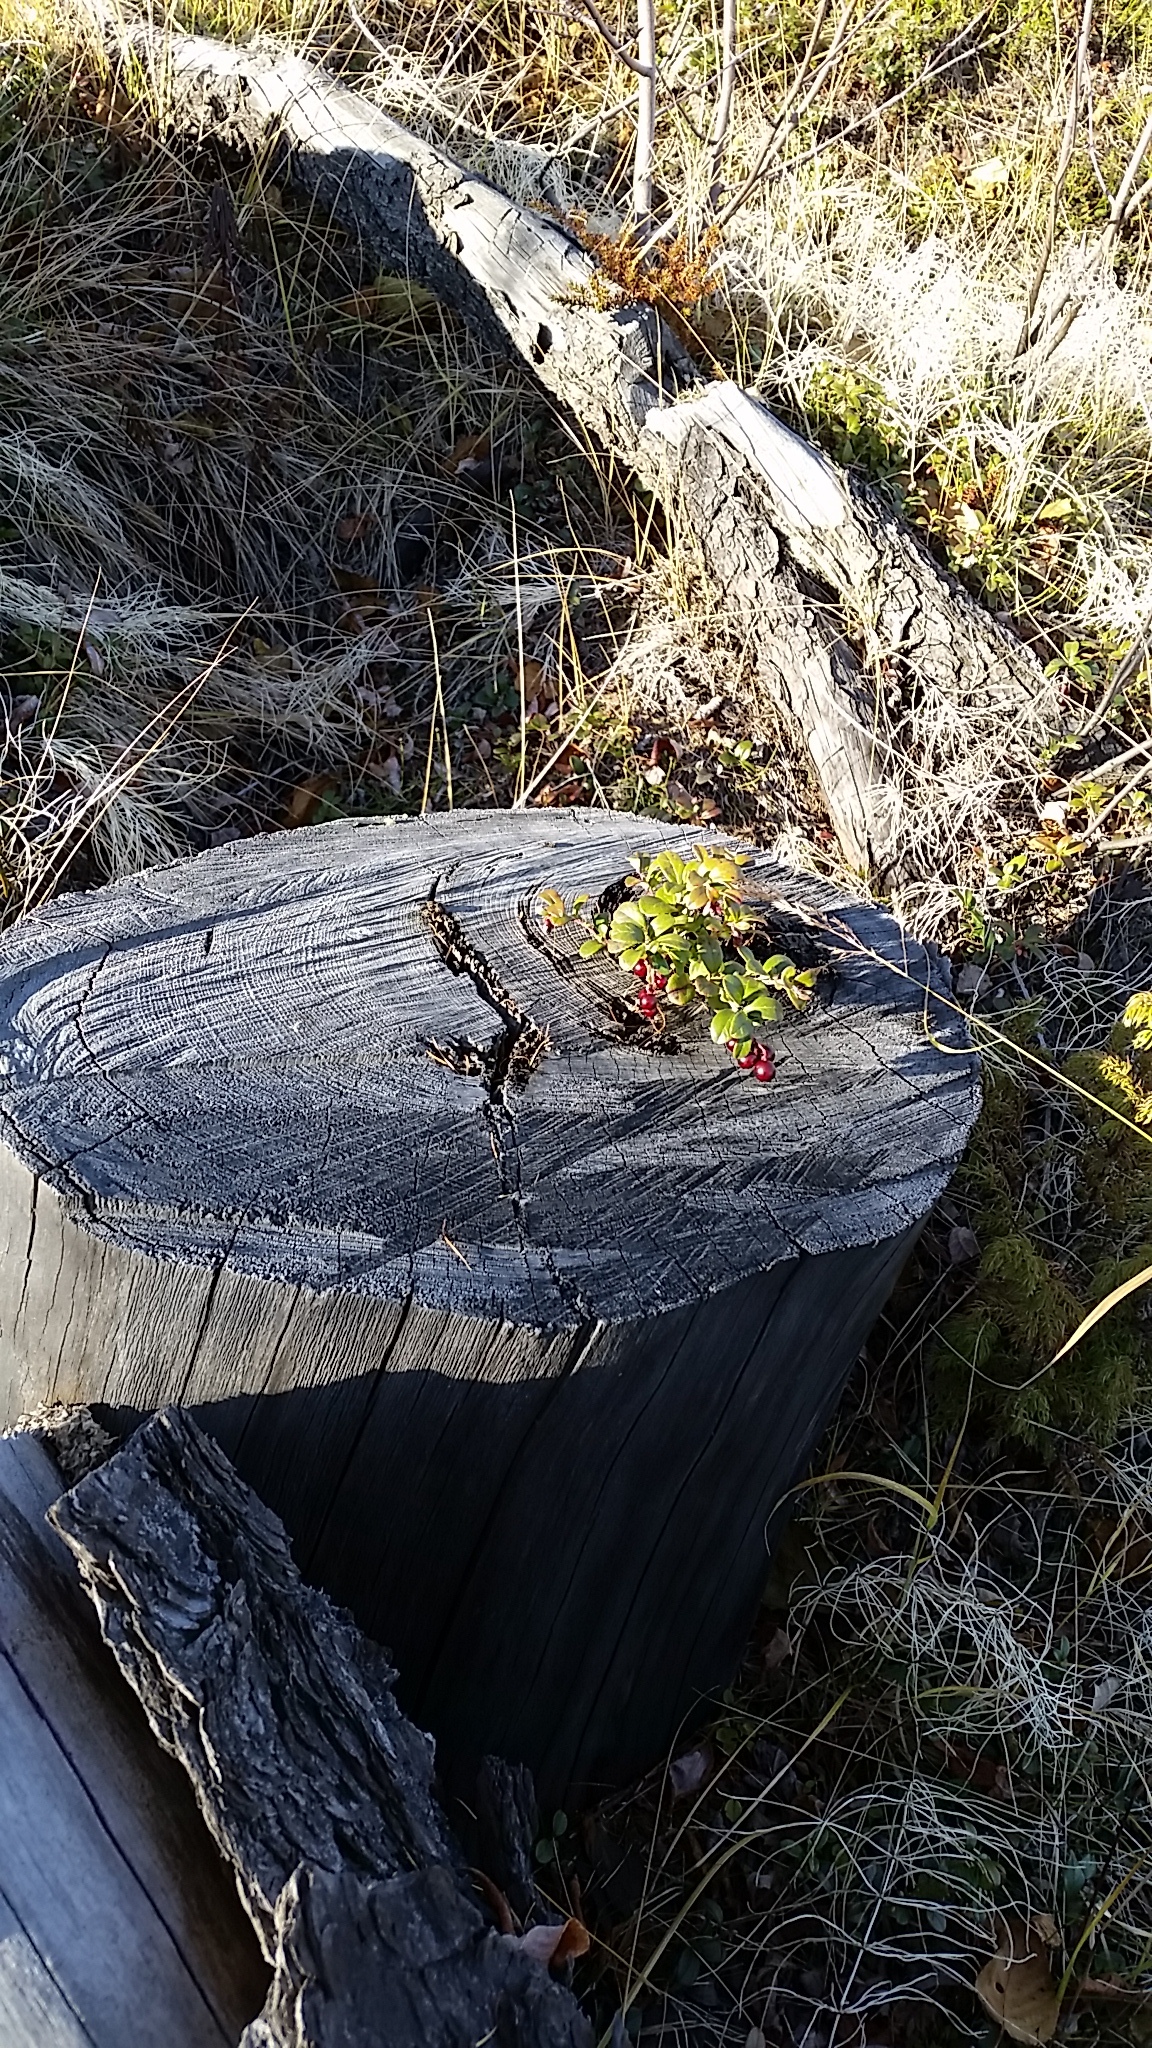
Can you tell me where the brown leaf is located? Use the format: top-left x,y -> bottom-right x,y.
335,289 -> 380,323
282,775 -> 335,828
1074,1975 -> 1146,2001
1087,1513 -> 1152,1582
511,1918 -> 591,1970
331,565 -> 381,600
445,431 -> 492,475
514,657 -> 545,696
975,1920 -> 1060,2044
940,1741 -> 1011,1797
335,511 -> 376,543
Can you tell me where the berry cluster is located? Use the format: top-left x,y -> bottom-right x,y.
539,844 -> 817,1082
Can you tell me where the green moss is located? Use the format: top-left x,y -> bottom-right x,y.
931,1042 -> 1152,1447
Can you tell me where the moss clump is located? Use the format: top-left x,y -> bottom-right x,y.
932,1011 -> 1152,1445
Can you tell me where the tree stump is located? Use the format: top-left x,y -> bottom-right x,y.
0,811 -> 979,1798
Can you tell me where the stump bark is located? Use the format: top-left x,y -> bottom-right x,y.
51,1407 -> 591,2048
0,1423 -> 269,2046
0,810 -> 979,1796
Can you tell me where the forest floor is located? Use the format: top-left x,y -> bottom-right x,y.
3,0 -> 1152,2039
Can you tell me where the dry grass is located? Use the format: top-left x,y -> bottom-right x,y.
5,2 -> 1152,2041
555,1343 -> 1152,2045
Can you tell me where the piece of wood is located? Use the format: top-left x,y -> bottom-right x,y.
95,21 -> 1057,881
242,1865 -> 588,2048
0,1427 -> 268,2047
0,810 -> 979,1795
50,1407 -> 591,2048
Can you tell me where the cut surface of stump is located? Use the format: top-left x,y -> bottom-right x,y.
0,811 -> 979,1796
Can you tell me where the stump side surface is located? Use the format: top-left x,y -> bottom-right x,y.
0,810 -> 978,1328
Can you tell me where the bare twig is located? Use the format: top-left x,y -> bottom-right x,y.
1098,103 -> 1152,258
575,0 -> 654,77
706,0 -> 739,201
1012,0 -> 1094,360
715,0 -> 838,228
718,6 -> 1007,226
633,0 -> 657,228
1077,625 -> 1152,738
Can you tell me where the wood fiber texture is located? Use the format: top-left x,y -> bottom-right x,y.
0,810 -> 973,1322
51,1408 -> 591,2048
0,811 -> 979,1792
0,1426 -> 268,2048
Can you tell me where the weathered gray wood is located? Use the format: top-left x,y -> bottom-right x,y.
51,1408 -> 591,2048
241,1865 -> 588,2048
0,810 -> 979,1793
0,1428 -> 268,2047
99,24 -> 1058,880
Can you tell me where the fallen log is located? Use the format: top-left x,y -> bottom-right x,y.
0,1419 -> 269,2046
50,1406 -> 591,2048
93,17 -> 1057,885
0,809 -> 979,1797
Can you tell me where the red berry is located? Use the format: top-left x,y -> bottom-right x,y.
726,1038 -> 737,1052
653,974 -> 668,990
738,1050 -> 758,1070
754,1060 -> 774,1082
632,961 -> 648,980
543,919 -> 553,932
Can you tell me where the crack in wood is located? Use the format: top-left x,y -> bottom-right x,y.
420,888 -> 547,1101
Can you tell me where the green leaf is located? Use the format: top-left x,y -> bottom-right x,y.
619,945 -> 645,969
710,1008 -> 737,1042
578,937 -> 604,958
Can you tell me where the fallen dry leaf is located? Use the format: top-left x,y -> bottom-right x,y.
510,1918 -> 591,1971
445,431 -> 492,475
282,775 -> 335,828
975,1920 -> 1060,2044
514,656 -> 546,696
335,511 -> 376,543
949,1223 -> 980,1263
669,1744 -> 712,1798
762,1626 -> 792,1672
966,155 -> 1010,191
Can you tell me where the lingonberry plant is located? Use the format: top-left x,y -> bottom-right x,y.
539,845 -> 817,1081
